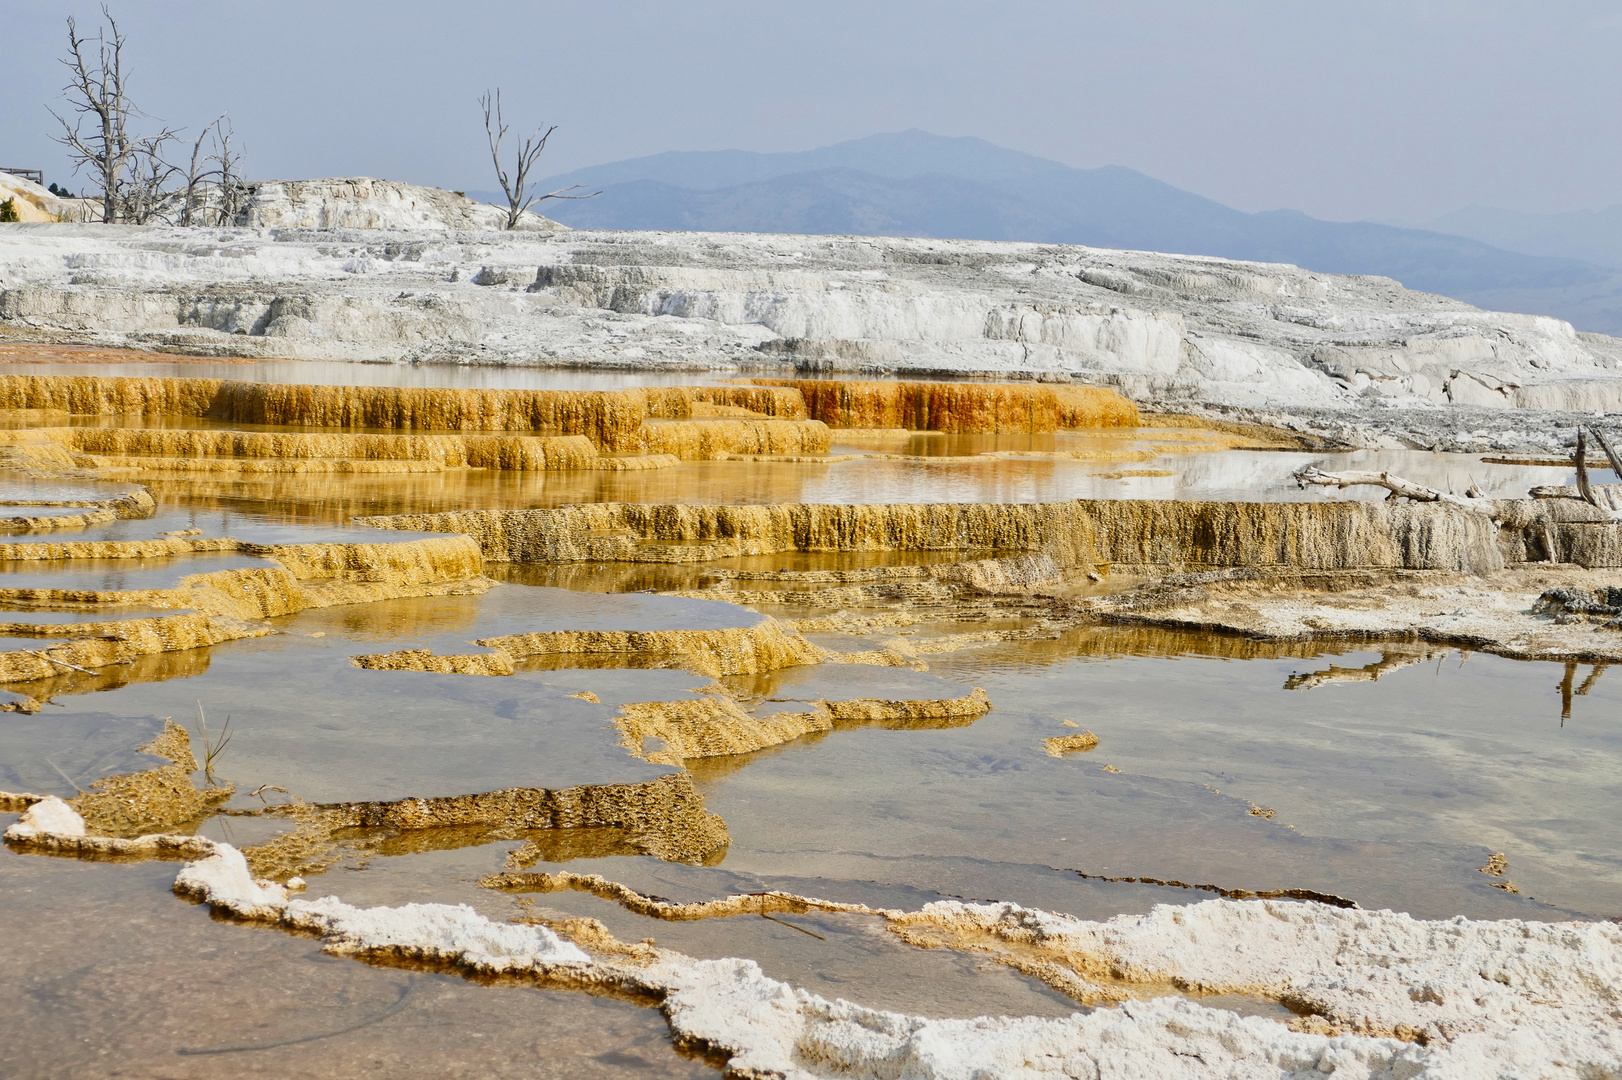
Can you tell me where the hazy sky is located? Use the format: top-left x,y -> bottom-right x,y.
4,1 -> 1618,223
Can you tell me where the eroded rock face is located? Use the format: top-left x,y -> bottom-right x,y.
5,218 -> 1622,414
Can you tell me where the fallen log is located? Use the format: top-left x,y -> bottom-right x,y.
1292,465 -> 1487,511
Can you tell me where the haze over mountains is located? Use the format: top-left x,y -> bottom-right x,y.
469,131 -> 1622,335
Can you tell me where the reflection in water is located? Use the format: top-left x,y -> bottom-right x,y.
1283,647 -> 1445,690
1559,661 -> 1609,723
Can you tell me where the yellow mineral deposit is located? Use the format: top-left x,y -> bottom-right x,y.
238,770 -> 730,875
67,720 -> 227,836
1043,731 -> 1101,757
477,619 -> 828,678
751,379 -> 1141,431
350,648 -> 516,675
0,374 -> 1162,482
0,528 -> 492,703
615,696 -> 834,764
0,611 -> 270,683
364,497 -> 1509,575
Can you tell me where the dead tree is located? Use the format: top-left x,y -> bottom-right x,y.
209,118 -> 247,225
49,8 -> 175,223
178,119 -> 221,227
480,89 -> 598,229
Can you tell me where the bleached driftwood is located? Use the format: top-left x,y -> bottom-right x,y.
1292,465 -> 1488,510
1575,427 -> 1622,519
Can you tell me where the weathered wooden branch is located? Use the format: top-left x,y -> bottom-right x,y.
1564,427 -> 1622,520
1292,465 -> 1487,510
23,649 -> 99,676
1591,425 -> 1622,478
1577,428 -> 1597,508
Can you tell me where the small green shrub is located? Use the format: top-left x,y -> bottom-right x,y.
0,198 -> 19,223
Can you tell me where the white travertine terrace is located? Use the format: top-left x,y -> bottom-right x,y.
7,796 -> 1619,1079
6,214 -> 1622,414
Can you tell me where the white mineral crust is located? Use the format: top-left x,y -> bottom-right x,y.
1,795 -> 86,839
5,198 -> 1622,415
158,831 -> 1622,1079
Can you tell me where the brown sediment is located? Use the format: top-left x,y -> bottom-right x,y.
69,720 -> 230,837
0,534 -> 492,695
0,536 -> 239,560
0,483 -> 155,533
0,642 -> 214,705
252,533 -> 484,586
590,454 -> 680,470
0,611 -> 271,683
614,697 -> 834,765
0,375 -> 815,463
879,627 -> 1064,656
821,687 -> 990,725
477,619 -> 828,678
612,687 -> 990,765
688,385 -> 807,419
1043,731 -> 1100,757
240,771 -> 730,877
351,648 -> 515,675
0,539 -> 489,619
751,379 -> 1140,431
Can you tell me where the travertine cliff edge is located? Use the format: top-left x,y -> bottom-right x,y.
6,216 -> 1622,425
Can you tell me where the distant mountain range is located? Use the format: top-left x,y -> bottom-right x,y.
1425,204 -> 1622,268
472,131 -> 1622,334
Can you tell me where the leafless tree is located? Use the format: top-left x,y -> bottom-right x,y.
209,117 -> 248,225
49,7 -> 176,223
480,89 -> 597,229
49,9 -> 242,227
178,119 -> 219,227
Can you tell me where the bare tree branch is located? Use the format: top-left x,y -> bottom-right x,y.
178,117 -> 224,227
120,129 -> 181,224
208,116 -> 247,225
480,89 -> 598,229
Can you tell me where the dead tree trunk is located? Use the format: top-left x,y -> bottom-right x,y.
479,89 -> 597,229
